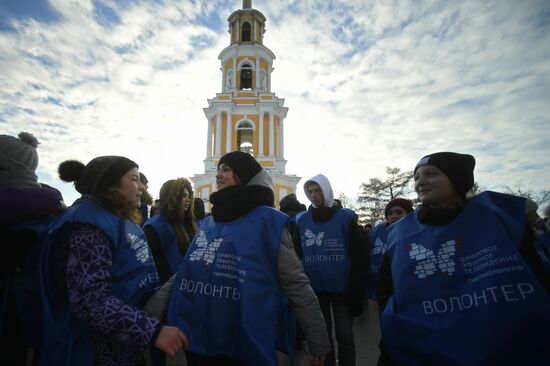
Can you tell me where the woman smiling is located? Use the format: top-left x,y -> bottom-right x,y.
40,156 -> 187,366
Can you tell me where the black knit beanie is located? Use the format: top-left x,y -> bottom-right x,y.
59,155 -> 138,195
414,152 -> 475,197
385,198 -> 413,218
218,151 -> 261,185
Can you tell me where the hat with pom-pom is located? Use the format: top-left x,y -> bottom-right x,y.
58,156 -> 138,195
0,131 -> 40,187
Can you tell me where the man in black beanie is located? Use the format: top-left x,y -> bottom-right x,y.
414,152 -> 475,199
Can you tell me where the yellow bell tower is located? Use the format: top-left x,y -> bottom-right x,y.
191,0 -> 300,210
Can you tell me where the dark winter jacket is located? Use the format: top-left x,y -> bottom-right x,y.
0,185 -> 63,226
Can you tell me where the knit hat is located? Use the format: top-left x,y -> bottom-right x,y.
0,132 -> 40,187
218,151 -> 262,185
58,156 -> 138,195
385,198 -> 413,218
414,152 -> 475,197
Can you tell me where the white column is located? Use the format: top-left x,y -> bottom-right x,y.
206,115 -> 213,158
221,65 -> 225,91
226,111 -> 232,153
279,117 -> 284,158
255,56 -> 260,90
233,56 -> 237,89
269,111 -> 274,157
258,110 -> 264,157
268,64 -> 272,92
215,111 -> 222,156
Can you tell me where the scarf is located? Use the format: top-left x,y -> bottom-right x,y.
0,169 -> 39,187
417,204 -> 465,225
308,205 -> 340,223
209,185 -> 274,222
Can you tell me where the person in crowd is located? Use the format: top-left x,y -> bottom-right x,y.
376,152 -> 550,366
150,199 -> 161,217
166,151 -> 330,366
544,204 -> 550,232
366,198 -> 413,300
0,132 -> 65,365
144,178 -> 197,284
40,156 -> 188,366
193,197 -> 208,229
279,193 -> 307,235
525,199 -> 550,274
138,172 -> 153,225
293,174 -> 368,366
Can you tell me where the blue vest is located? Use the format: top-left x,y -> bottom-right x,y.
297,208 -> 354,293
365,222 -> 390,300
167,206 -> 289,366
39,201 -> 160,366
381,191 -> 550,366
144,214 -> 185,274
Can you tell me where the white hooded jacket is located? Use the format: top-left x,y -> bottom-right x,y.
304,174 -> 334,208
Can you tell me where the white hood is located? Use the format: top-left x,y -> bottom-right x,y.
303,174 -> 334,208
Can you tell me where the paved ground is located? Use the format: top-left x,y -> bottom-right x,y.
354,301 -> 382,366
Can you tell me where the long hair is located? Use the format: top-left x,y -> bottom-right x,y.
94,189 -> 142,224
159,178 -> 197,253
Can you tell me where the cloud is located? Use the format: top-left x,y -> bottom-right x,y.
259,0 -> 550,203
1,0 -> 550,207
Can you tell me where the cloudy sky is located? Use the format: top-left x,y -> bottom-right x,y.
1,0 -> 549,207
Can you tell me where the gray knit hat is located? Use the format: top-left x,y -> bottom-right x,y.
0,132 -> 40,187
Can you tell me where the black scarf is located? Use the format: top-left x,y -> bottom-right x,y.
417,204 -> 465,225
308,205 -> 339,223
209,185 -> 274,222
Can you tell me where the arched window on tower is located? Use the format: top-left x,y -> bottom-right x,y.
241,21 -> 251,42
240,63 -> 252,90
236,121 -> 254,155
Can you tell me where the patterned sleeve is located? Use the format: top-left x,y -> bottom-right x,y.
65,223 -> 162,349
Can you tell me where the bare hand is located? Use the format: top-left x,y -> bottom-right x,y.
154,326 -> 189,358
310,355 -> 325,366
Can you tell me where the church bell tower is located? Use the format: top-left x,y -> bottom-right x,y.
191,0 -> 300,210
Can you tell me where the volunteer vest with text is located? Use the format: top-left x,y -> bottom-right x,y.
365,222 -> 389,300
144,214 -> 185,273
167,206 -> 288,366
381,191 -> 550,366
297,208 -> 354,293
40,201 -> 160,366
